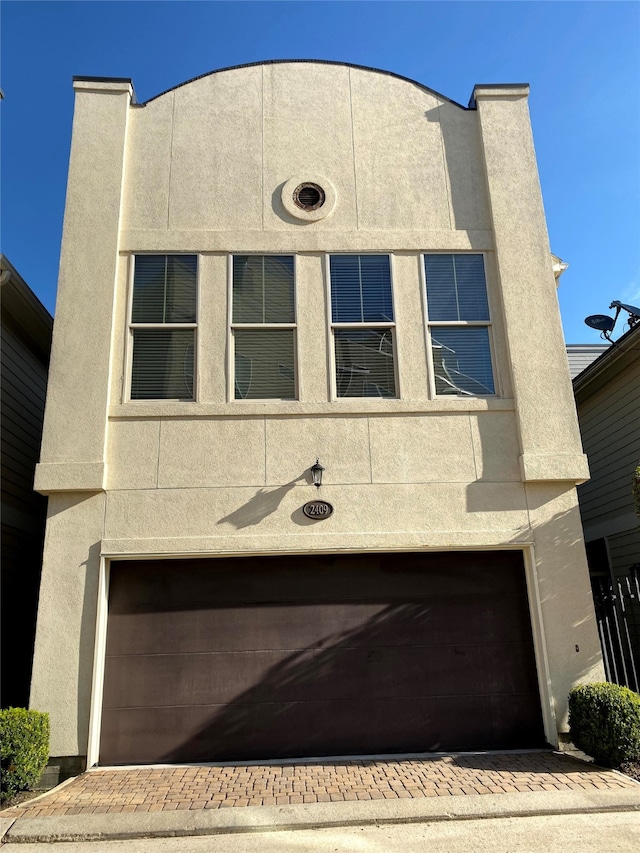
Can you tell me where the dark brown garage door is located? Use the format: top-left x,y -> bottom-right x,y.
99,551 -> 545,765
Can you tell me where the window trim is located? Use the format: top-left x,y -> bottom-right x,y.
125,253 -> 199,403
327,253 -> 400,402
421,252 -> 497,399
228,253 -> 299,403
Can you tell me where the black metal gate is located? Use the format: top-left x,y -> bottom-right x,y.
590,569 -> 640,693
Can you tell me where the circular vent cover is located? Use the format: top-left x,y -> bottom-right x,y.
293,183 -> 325,211
281,175 -> 337,222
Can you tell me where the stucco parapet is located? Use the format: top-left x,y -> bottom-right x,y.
142,60 -> 469,109
472,84 -> 529,103
519,453 -> 590,484
34,462 -> 106,494
109,399 -> 516,419
73,78 -> 133,96
118,230 -> 494,254
101,531 -> 535,557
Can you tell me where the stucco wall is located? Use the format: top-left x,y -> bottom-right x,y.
31,63 -> 603,759
122,64 -> 489,235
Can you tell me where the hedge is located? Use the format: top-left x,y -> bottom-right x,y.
0,708 -> 50,804
568,682 -> 640,767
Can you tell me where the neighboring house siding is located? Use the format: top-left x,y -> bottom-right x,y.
576,348 -> 640,538
573,324 -> 640,691
0,257 -> 52,708
608,528 -> 640,578
2,323 -> 49,512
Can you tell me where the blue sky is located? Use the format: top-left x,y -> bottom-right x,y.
2,1 -> 639,342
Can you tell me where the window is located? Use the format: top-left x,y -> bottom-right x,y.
330,255 -> 397,398
129,255 -> 197,400
424,254 -> 495,396
232,255 -> 296,400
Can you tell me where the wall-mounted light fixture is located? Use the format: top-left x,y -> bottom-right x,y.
310,458 -> 325,488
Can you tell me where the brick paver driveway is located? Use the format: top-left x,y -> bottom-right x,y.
4,752 -> 637,817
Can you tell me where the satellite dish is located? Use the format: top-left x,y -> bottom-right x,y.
584,314 -> 615,332
585,299 -> 640,341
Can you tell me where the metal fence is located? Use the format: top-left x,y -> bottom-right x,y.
591,569 -> 640,693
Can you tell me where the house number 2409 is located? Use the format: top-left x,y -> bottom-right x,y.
302,500 -> 334,519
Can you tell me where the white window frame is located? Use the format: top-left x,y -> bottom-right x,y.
421,252 -> 497,399
126,254 -> 199,402
327,253 -> 399,401
228,254 -> 298,402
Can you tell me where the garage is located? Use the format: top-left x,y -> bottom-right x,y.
99,551 -> 546,765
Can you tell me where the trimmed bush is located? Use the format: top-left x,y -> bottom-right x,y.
0,708 -> 50,804
568,682 -> 640,767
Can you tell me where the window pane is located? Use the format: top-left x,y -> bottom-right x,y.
131,329 -> 195,400
330,255 -> 393,323
454,255 -> 490,321
431,327 -> 494,396
132,255 -> 197,324
234,328 -> 296,400
424,254 -> 489,321
233,255 -> 295,324
423,254 -> 457,321
165,256 -> 198,323
334,329 -> 396,398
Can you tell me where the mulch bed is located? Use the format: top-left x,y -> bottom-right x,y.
619,761 -> 640,782
0,790 -> 40,811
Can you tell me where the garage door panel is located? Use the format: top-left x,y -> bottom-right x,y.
108,552 -> 526,610
488,692 -> 549,744
107,596 -> 530,657
100,551 -> 545,763
100,691 -> 538,766
104,640 -> 539,710
105,603 -> 390,656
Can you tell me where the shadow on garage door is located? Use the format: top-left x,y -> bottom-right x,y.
99,549 -> 546,764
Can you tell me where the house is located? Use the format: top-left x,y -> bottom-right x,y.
571,324 -> 640,691
566,343 -> 610,380
1,255 -> 53,708
30,61 -> 604,772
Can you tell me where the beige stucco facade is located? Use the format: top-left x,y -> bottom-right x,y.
31,62 -> 603,764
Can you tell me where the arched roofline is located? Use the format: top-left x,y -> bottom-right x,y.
141,59 -> 471,109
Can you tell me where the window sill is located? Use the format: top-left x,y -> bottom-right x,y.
110,398 -> 515,419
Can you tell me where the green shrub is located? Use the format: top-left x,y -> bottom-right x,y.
0,708 -> 50,804
568,682 -> 640,767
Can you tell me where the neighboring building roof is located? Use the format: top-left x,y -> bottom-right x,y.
572,323 -> 640,392
0,255 -> 53,360
566,343 -> 611,380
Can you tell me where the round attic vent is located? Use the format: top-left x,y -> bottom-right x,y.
281,175 -> 337,222
293,183 -> 325,211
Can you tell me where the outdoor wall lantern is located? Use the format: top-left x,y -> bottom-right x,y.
310,458 -> 325,488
